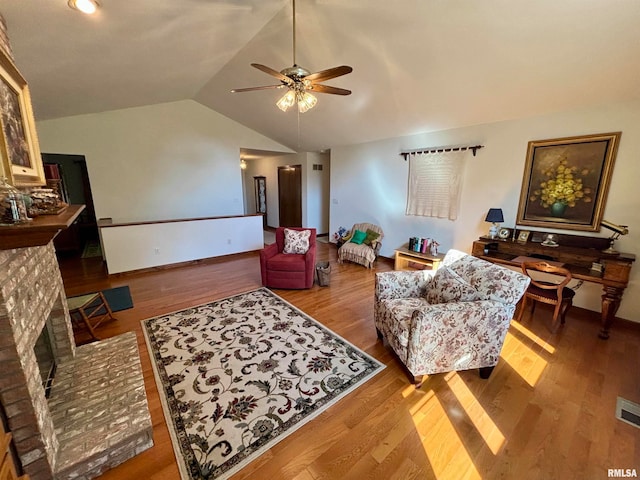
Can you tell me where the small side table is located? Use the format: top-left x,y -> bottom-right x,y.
394,247 -> 445,271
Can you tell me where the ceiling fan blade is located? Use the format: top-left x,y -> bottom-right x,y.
305,65 -> 353,82
231,85 -> 285,93
251,63 -> 292,84
308,84 -> 352,96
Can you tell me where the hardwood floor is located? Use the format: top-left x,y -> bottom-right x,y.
57,243 -> 640,480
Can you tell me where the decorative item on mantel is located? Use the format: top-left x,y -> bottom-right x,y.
0,177 -> 30,225
27,187 -> 67,216
43,163 -> 65,201
485,208 -> 504,239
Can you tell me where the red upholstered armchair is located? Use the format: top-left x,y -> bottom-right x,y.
260,227 -> 317,289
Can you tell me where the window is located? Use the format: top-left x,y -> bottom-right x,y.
406,150 -> 468,220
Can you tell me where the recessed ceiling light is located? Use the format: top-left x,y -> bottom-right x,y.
68,0 -> 99,15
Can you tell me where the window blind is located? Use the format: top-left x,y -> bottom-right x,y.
405,150 -> 467,220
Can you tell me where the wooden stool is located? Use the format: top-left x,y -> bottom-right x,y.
67,292 -> 116,342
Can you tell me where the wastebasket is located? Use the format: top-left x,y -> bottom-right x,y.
316,261 -> 331,287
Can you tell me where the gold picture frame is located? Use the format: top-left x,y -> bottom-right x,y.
517,230 -> 530,243
516,132 -> 621,232
0,48 -> 45,187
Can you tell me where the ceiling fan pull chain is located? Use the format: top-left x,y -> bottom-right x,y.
297,109 -> 301,149
292,0 -> 297,66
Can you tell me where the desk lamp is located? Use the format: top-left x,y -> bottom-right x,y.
601,220 -> 629,254
485,208 -> 504,239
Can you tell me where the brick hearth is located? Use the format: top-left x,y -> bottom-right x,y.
49,332 -> 152,479
0,244 -> 153,479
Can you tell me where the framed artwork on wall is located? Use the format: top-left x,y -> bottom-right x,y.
516,132 -> 621,232
0,47 -> 45,187
254,176 -> 266,228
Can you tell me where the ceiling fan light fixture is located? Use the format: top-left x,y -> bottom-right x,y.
232,0 -> 352,112
276,90 -> 296,112
68,0 -> 99,14
297,92 -> 317,113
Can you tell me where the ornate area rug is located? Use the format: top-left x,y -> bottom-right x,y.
142,288 -> 384,480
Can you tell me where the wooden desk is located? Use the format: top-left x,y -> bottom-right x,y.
394,247 -> 445,271
472,236 -> 635,339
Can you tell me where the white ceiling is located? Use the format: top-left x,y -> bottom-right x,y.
2,0 -> 640,153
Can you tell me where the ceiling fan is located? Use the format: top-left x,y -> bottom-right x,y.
231,0 -> 352,113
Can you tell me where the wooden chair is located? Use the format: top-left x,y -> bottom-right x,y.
516,261 -> 575,332
67,292 -> 116,343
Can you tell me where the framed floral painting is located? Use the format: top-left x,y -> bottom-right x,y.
516,132 -> 621,232
0,47 -> 45,187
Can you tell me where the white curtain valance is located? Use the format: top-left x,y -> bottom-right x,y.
405,150 -> 468,220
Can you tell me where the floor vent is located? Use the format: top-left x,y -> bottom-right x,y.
616,397 -> 640,428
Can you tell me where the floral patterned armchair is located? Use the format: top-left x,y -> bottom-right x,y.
374,249 -> 530,387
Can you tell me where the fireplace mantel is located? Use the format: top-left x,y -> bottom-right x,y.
0,204 -> 85,250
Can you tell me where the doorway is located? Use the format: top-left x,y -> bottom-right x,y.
42,153 -> 99,256
278,165 -> 302,227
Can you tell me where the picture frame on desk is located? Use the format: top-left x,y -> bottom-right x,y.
530,231 -> 545,243
517,230 -> 530,243
516,132 -> 621,232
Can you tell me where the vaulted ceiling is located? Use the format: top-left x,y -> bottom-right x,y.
3,1 -> 640,152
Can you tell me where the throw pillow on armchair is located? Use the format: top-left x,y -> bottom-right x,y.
283,228 -> 311,254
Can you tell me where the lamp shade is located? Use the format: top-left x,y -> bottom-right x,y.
485,208 -> 504,223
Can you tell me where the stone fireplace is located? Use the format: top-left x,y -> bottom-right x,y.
0,244 -> 153,479
0,17 -> 153,479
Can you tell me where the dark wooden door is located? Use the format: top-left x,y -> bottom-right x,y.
278,165 -> 302,227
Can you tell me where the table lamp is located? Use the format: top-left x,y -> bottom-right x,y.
601,219 -> 629,254
485,208 -> 504,239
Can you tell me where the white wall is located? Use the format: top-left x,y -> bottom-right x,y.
36,100 -> 292,223
305,151 -> 330,235
100,215 -> 263,274
242,151 -> 330,233
330,100 -> 640,322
